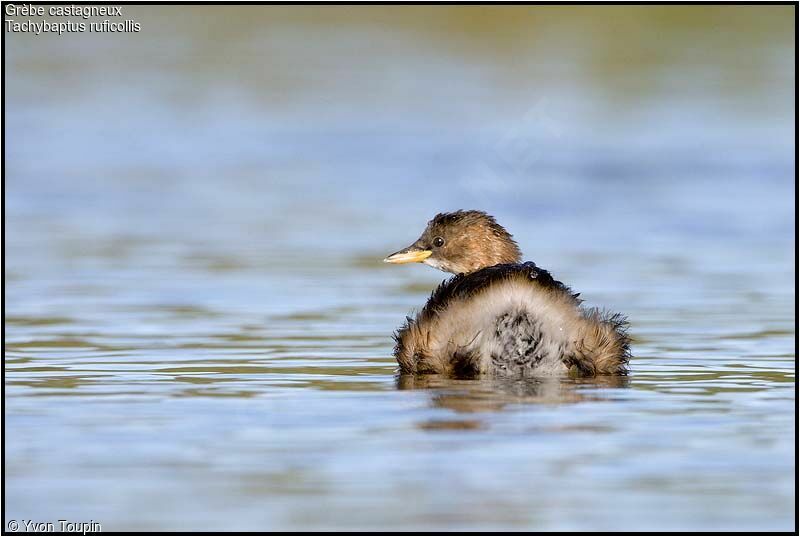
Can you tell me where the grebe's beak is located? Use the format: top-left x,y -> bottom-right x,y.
383,244 -> 432,264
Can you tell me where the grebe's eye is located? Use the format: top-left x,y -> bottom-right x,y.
433,237 -> 445,248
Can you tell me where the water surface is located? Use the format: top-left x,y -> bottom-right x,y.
4,6 -> 796,531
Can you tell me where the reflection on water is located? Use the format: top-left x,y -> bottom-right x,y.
400,376 -> 630,431
398,374 -> 631,413
4,5 -> 796,532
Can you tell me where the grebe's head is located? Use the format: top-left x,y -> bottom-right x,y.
383,210 -> 522,275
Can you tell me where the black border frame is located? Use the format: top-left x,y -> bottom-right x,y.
1,2 -> 797,535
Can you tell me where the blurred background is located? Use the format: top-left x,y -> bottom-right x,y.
4,5 -> 796,532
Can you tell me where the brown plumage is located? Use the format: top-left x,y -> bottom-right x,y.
384,210 -> 630,377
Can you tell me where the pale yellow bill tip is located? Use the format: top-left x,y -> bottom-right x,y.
383,250 -> 433,264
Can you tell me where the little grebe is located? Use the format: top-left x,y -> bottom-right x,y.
384,210 -> 630,377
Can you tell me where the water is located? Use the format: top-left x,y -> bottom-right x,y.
4,6 -> 796,532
